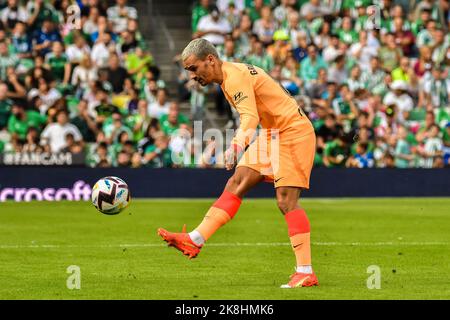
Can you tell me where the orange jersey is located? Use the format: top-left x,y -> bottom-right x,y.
220,61 -> 314,148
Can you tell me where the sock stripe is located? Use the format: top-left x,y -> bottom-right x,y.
285,209 -> 310,237
212,191 -> 242,219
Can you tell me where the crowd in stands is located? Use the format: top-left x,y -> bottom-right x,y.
0,0 -> 448,169
0,0 -> 198,168
182,0 -> 450,168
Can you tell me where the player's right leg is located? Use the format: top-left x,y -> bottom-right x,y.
157,166 -> 263,259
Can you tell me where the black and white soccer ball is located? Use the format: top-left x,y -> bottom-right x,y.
91,176 -> 130,215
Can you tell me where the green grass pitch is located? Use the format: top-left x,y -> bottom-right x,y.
0,198 -> 449,300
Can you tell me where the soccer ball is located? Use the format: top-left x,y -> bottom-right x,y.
91,176 -> 130,215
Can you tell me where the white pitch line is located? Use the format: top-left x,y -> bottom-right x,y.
0,242 -> 449,249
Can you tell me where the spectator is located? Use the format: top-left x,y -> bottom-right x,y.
160,101 -> 190,136
143,131 -> 172,168
71,55 -> 98,94
22,127 -> 43,153
192,0 -> 210,33
221,2 -> 241,30
148,88 -> 170,119
5,66 -> 26,99
65,34 -> 91,65
194,6 -> 232,46
284,10 -> 308,50
0,83 -> 13,130
327,55 -> 348,85
416,19 -> 436,49
266,30 -> 291,65
60,132 -> 84,155
291,32 -> 308,63
378,33 -> 403,72
93,88 -> 120,124
280,55 -> 302,95
91,32 -> 115,69
338,17 -> 359,46
131,151 -> 143,168
307,67 -> 328,99
45,41 -> 71,85
26,0 -> 58,31
313,20 -> 332,51
8,103 -> 47,140
300,0 -> 331,19
347,65 -> 365,92
422,66 -> 450,108
413,45 -> 433,79
231,13 -> 253,56
322,34 -> 344,64
431,28 -> 448,65
349,30 -> 378,72
394,125 -> 414,168
383,80 -> 414,124
116,149 -> 132,167
217,0 -> 245,15
420,124 -> 444,168
252,5 -> 276,46
102,53 -> 129,94
127,98 -> 151,141
119,30 -> 139,55
106,111 -> 132,142
33,19 -> 62,57
106,0 -> 138,34
245,0 -> 266,23
300,45 -> 328,84
0,40 -> 18,81
323,134 -> 349,167
11,21 -> 33,68
1,0 -> 29,31
28,77 -> 62,115
346,142 -> 375,168
142,78 -> 159,105
316,113 -> 343,153
360,57 -> 387,94
392,17 -> 415,57
70,99 -> 99,143
83,6 -> 101,35
90,141 -> 112,168
125,46 -> 154,84
40,110 -> 82,153
273,0 -> 291,25
243,39 -> 274,71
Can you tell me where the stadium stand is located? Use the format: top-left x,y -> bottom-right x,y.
0,0 -> 448,169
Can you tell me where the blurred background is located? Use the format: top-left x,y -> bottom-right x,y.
0,0 -> 449,199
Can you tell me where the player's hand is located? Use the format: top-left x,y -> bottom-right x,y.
224,144 -> 243,171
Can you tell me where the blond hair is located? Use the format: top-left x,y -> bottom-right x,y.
181,38 -> 218,61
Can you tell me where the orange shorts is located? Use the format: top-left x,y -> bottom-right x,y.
237,129 -> 316,189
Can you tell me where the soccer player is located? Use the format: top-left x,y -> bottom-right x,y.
158,38 -> 317,288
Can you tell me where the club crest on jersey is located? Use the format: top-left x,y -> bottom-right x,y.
233,91 -> 248,105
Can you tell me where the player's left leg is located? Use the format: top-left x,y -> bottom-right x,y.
190,166 -> 264,244
158,166 -> 263,259
276,186 -> 318,288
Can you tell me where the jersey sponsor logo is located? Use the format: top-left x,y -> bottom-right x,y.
233,91 -> 248,105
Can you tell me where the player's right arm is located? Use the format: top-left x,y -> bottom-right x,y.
224,69 -> 260,150
222,68 -> 260,169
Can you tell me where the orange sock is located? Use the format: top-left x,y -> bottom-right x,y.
195,191 -> 242,241
285,209 -> 312,267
